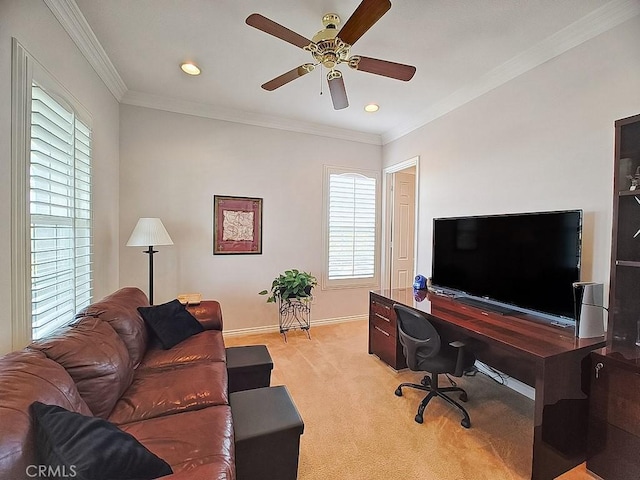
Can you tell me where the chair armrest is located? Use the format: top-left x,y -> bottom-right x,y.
449,340 -> 468,377
186,300 -> 223,331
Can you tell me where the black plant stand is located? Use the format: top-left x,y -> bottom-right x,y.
278,298 -> 311,341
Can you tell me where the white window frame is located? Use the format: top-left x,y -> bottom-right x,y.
322,165 -> 381,290
11,38 -> 93,348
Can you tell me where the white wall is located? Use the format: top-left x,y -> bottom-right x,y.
383,16 -> 640,300
119,105 -> 382,331
0,0 -> 120,354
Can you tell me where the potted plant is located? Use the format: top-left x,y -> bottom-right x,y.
259,269 -> 317,303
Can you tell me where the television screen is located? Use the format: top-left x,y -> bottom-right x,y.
431,210 -> 582,319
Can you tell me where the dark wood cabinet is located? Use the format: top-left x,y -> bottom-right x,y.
587,113 -> 640,480
608,114 -> 640,354
368,292 -> 406,370
588,351 -> 640,480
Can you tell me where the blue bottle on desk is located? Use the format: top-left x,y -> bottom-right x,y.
413,275 -> 427,290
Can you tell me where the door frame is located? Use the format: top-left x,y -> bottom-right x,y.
381,156 -> 420,291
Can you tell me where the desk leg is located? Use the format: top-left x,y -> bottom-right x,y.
531,352 -> 591,480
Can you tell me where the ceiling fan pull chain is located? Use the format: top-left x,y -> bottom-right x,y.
319,65 -> 323,96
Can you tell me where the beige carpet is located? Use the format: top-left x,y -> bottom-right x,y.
225,320 -> 596,480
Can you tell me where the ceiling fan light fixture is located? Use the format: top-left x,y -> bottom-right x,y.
180,62 -> 201,76
364,103 -> 379,113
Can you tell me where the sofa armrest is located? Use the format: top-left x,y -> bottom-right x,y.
187,301 -> 223,331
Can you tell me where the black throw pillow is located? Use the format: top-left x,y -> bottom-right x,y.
138,299 -> 204,349
30,401 -> 173,480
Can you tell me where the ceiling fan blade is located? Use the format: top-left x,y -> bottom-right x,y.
351,56 -> 416,81
338,0 -> 391,46
246,13 -> 312,49
328,74 -> 349,110
261,64 -> 315,91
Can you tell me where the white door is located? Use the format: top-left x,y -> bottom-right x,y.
391,171 -> 416,289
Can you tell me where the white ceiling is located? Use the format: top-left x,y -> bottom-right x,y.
66,0 -> 633,143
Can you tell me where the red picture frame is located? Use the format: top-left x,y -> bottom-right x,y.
213,195 -> 263,255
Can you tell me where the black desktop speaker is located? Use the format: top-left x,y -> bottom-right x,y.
573,282 -> 605,338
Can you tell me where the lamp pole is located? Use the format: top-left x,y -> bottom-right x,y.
144,246 -> 158,305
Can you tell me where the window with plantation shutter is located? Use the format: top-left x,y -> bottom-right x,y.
323,166 -> 380,289
29,83 -> 92,340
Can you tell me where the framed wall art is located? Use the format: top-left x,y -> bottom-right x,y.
213,195 -> 263,255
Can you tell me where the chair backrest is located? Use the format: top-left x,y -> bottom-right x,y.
394,304 -> 441,371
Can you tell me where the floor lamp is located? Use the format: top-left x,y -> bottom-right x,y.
126,218 -> 174,305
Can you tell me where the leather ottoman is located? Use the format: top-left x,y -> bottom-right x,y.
226,345 -> 273,393
230,386 -> 304,480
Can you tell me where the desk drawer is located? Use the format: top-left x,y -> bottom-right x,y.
370,312 -> 395,337
371,299 -> 396,328
370,323 -> 397,367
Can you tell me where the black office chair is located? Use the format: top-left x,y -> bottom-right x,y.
393,304 -> 476,428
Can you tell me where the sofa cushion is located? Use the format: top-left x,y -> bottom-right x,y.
0,350 -> 92,480
29,318 -> 133,418
138,299 -> 204,349
30,401 -> 173,480
119,406 -> 235,478
108,361 -> 229,425
139,329 -> 226,369
77,287 -> 150,368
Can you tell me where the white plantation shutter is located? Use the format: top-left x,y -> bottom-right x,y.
29,84 -> 92,339
326,170 -> 378,285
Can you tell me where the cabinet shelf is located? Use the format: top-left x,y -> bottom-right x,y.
605,345 -> 640,366
615,260 -> 640,267
618,190 -> 640,197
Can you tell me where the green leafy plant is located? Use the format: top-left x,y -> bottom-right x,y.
259,269 -> 317,303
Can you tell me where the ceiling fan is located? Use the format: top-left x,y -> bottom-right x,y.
246,0 -> 416,110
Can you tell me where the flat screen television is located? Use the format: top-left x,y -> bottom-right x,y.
431,210 -> 582,320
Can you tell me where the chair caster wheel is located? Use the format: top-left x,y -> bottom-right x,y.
415,414 -> 423,424
420,377 -> 431,387
461,418 -> 471,429
395,387 -> 402,397
459,392 -> 468,402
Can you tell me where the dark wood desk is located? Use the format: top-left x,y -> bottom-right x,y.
369,288 -> 606,480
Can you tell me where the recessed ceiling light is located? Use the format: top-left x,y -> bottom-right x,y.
180,62 -> 201,76
364,103 -> 379,113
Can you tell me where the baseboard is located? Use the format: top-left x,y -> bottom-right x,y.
223,314 -> 367,338
311,314 -> 368,327
223,324 -> 282,338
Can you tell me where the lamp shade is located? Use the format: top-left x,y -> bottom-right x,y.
126,218 -> 174,247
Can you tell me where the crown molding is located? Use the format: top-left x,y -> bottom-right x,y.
121,90 -> 383,145
46,0 -> 636,146
44,0 -> 127,101
43,0 -> 377,144
381,0 -> 640,145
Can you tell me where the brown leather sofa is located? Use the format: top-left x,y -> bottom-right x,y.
0,287 -> 235,479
